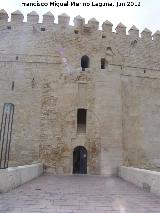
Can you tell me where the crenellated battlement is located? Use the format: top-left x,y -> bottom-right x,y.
11,10 -> 24,23
0,9 -> 159,42
1,6 -> 160,178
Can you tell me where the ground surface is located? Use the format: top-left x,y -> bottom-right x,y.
0,174 -> 160,213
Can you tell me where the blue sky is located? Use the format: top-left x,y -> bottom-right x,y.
0,0 -> 159,33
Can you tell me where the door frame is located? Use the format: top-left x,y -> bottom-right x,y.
73,146 -> 87,174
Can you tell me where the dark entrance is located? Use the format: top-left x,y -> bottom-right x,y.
81,55 -> 89,71
73,146 -> 87,174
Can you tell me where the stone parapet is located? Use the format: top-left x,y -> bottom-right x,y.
119,166 -> 160,196
0,163 -> 43,193
0,10 -> 159,42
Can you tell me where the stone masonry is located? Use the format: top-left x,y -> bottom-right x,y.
1,175 -> 160,213
0,9 -> 160,175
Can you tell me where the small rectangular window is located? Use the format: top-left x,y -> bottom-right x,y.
41,27 -> 45,31
77,109 -> 87,133
101,58 -> 106,69
74,30 -> 79,34
11,81 -> 14,91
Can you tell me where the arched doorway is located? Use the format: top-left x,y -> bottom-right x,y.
81,55 -> 89,71
73,146 -> 87,174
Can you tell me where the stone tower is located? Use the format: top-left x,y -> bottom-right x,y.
0,10 -> 160,174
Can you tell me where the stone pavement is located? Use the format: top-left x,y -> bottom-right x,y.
0,174 -> 160,213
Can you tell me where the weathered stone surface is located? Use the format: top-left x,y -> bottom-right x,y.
0,11 -> 160,175
119,166 -> 160,196
0,175 -> 160,212
0,163 -> 43,193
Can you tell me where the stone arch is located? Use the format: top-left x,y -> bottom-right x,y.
101,58 -> 108,69
73,146 -> 87,174
81,55 -> 90,71
61,108 -> 101,174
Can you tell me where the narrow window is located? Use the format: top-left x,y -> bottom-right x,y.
77,109 -> 87,133
81,55 -> 89,71
101,58 -> 106,69
11,81 -> 14,91
32,77 -> 35,88
74,30 -> 79,34
41,27 -> 45,31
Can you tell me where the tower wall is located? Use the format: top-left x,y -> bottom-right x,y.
0,11 -> 160,174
